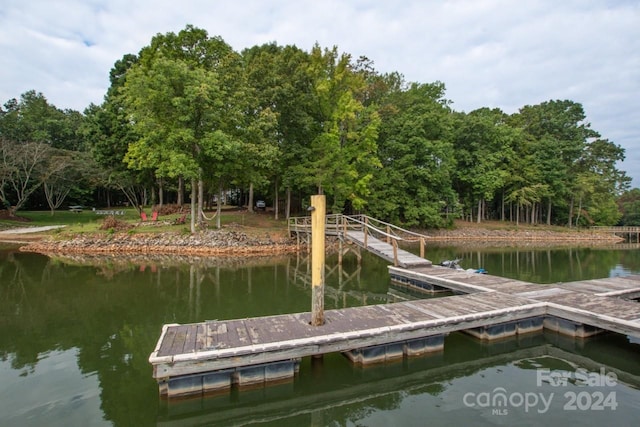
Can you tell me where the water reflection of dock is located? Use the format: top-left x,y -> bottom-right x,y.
150,265 -> 640,398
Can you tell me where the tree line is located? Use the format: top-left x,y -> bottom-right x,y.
1,25 -> 637,230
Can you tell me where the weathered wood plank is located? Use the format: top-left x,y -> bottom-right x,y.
516,287 -> 573,299
195,323 -> 207,351
182,324 -> 197,353
346,231 -> 431,268
156,326 -> 177,357
169,325 -> 190,356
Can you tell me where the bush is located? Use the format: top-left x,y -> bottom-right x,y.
99,216 -> 133,231
152,204 -> 185,215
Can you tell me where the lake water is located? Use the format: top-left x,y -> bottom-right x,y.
1,242 -> 639,426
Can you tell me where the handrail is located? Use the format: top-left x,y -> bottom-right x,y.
591,226 -> 640,232
288,213 -> 430,265
338,215 -> 404,241
350,214 -> 427,241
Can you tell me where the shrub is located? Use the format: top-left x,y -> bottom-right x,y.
152,204 -> 185,215
100,216 -> 133,231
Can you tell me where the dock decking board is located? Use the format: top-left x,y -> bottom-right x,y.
345,231 -> 432,268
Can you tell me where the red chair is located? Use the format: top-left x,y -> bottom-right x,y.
151,211 -> 158,221
140,212 -> 148,221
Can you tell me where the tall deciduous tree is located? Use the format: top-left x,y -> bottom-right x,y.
84,53 -> 145,209
369,81 -> 455,227
122,26 -> 250,232
0,139 -> 51,215
453,108 -> 516,222
296,45 -> 381,213
512,100 -> 596,225
0,91 -> 84,150
242,43 -> 316,217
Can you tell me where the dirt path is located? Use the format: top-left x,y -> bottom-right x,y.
0,225 -> 66,234
0,225 -> 66,244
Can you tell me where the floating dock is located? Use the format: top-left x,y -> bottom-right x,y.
149,266 -> 640,398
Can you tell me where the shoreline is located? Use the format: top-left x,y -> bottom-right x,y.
9,225 -> 625,257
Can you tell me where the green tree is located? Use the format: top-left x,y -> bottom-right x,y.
242,43 -> 316,217
83,54 -> 145,209
41,149 -> 97,215
512,100 -> 596,225
369,81 -> 455,228
0,139 -> 51,215
617,188 -> 640,225
296,45 -> 381,213
452,108 -> 515,223
0,91 -> 84,150
122,26 -> 250,231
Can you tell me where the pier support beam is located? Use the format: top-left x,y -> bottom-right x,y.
343,335 -> 446,365
543,317 -> 604,338
160,359 -> 301,398
464,317 -> 544,340
310,195 -> 326,326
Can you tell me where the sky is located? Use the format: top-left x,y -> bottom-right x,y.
1,0 -> 638,187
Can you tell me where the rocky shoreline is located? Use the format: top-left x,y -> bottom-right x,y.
14,224 -> 625,257
19,229 -> 301,256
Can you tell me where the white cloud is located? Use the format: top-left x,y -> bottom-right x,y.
1,0 -> 638,186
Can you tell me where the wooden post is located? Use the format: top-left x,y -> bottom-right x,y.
420,237 -> 425,258
364,217 -> 368,248
310,195 -> 325,326
392,239 -> 398,266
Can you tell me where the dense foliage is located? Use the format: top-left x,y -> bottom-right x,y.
0,25 -> 633,227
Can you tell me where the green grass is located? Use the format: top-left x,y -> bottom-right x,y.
0,207 -> 291,238
19,208 -> 140,225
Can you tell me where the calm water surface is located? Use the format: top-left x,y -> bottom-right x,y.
1,243 -> 639,426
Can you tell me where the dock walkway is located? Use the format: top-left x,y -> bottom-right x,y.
345,230 -> 431,268
150,265 -> 640,398
289,214 -> 433,268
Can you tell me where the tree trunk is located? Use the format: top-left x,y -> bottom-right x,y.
576,195 -> 583,226
274,177 -> 279,220
286,187 -> 291,219
248,182 -> 254,213
547,199 -> 552,225
150,182 -> 157,207
190,178 -> 196,233
216,180 -> 222,229
158,177 -> 164,208
178,176 -> 184,207
197,175 -> 204,225
568,196 -> 574,228
476,199 -> 482,223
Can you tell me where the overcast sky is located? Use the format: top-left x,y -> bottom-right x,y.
1,0 -> 638,186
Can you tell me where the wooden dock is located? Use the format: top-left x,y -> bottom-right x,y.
289,214 -> 433,268
344,230 -> 431,268
150,265 -> 640,398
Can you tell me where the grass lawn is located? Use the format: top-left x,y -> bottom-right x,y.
0,206 -> 292,238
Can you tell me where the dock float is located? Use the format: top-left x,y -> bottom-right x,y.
150,268 -> 640,398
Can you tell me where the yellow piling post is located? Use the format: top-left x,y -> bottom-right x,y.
310,195 -> 325,326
